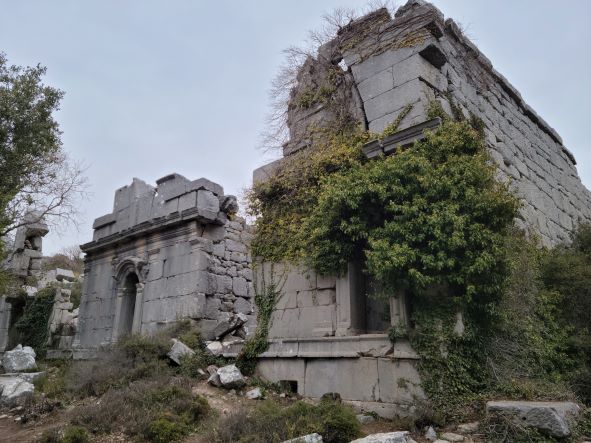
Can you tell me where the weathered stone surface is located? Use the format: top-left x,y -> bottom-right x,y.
74,175 -> 252,353
197,190 -> 220,222
350,432 -> 416,443
167,339 -> 195,365
356,414 -> 375,424
246,387 -> 263,399
425,426 -> 437,441
440,432 -> 463,442
456,422 -> 479,433
0,375 -> 35,406
2,345 -> 36,372
486,400 -> 580,437
207,372 -> 221,387
216,364 -> 246,389
282,434 -> 323,443
206,341 -> 224,356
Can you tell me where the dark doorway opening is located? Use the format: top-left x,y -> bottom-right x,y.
118,272 -> 138,337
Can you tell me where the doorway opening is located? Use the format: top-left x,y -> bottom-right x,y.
118,272 -> 138,337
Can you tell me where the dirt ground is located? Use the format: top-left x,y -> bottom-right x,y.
1,380 -> 429,443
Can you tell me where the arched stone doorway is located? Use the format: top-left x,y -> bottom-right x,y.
118,272 -> 139,337
111,257 -> 147,342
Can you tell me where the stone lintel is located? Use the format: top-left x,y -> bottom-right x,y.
363,117 -> 442,159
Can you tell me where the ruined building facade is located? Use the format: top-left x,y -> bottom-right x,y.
0,213 -> 49,352
74,174 -> 255,357
252,0 -> 591,417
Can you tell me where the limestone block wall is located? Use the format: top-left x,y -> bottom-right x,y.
256,0 -> 591,246
75,174 -> 254,352
257,264 -> 338,339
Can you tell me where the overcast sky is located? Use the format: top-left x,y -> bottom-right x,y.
1,1 -> 590,255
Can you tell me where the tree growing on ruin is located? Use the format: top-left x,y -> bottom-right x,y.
0,52 -> 86,238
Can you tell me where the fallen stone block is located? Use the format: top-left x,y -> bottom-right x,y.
0,376 -> 34,406
207,372 -> 222,387
356,414 -> 375,424
217,364 -> 246,389
1,345 -> 36,372
440,432 -> 463,442
206,341 -> 224,356
425,426 -> 437,442
167,339 -> 195,365
456,422 -> 479,433
55,268 -> 76,282
246,387 -> 263,399
282,434 -> 323,443
350,432 -> 417,443
486,400 -> 580,438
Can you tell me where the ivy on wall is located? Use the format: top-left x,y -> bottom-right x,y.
13,285 -> 56,357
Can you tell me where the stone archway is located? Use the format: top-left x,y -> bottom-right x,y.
111,257 -> 147,342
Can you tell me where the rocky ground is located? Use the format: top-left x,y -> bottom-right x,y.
0,377 -> 491,443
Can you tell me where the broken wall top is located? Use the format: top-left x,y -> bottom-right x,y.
83,173 -> 238,251
256,0 -> 591,245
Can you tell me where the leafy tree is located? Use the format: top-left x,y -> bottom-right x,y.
0,52 -> 86,238
304,120 -> 519,303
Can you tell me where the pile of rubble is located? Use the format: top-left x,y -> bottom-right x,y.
0,344 -> 44,407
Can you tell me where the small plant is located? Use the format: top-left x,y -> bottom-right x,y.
61,425 -> 89,443
146,417 -> 190,443
212,398 -> 361,443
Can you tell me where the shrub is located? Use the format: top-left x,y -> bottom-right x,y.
36,428 -> 60,443
146,417 -> 190,443
213,399 -> 361,443
35,426 -> 89,443
61,426 -> 89,443
73,376 -> 209,438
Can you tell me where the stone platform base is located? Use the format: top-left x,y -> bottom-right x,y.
255,335 -> 424,418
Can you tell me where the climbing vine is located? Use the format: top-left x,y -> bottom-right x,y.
236,267 -> 284,375
14,285 -> 56,357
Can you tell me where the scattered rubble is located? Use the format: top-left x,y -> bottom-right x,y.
217,364 -> 246,389
486,400 -> 580,438
1,345 -> 37,372
456,422 -> 479,433
245,387 -> 263,399
440,432 -> 464,442
356,414 -> 375,424
167,338 -> 195,365
282,434 -> 323,443
0,375 -> 34,406
351,431 -> 417,443
425,426 -> 437,441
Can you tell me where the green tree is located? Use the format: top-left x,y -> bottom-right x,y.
0,52 -> 85,292
0,52 -> 85,237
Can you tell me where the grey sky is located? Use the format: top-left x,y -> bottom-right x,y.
1,1 -> 589,255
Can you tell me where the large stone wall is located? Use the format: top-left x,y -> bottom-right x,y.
75,174 -> 254,353
258,0 -> 591,246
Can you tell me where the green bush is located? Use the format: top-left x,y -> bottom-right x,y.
35,426 -> 89,443
146,417 -> 190,443
213,399 -> 361,443
61,426 -> 89,443
13,285 -> 56,357
541,224 -> 591,403
73,376 -> 209,437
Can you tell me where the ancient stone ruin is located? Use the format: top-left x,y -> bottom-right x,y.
73,173 -> 255,357
0,212 -> 50,352
252,0 -> 591,417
